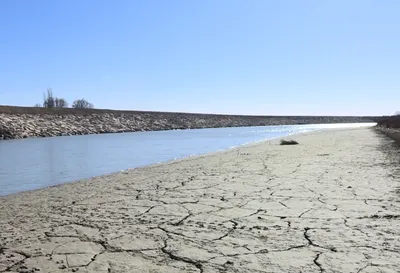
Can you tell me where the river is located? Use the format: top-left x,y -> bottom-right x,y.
0,123 -> 375,196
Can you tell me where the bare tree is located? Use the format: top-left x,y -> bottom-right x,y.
40,88 -> 68,108
43,88 -> 55,108
72,98 -> 94,109
34,103 -> 42,107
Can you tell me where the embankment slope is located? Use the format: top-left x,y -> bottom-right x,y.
0,105 -> 378,140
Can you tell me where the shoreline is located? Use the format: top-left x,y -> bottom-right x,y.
1,125 -> 373,197
1,127 -> 399,272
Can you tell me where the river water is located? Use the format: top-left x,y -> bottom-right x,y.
0,123 -> 375,196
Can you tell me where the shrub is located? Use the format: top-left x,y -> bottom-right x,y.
72,98 -> 94,109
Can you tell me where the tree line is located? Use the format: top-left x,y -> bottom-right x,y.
34,89 -> 94,109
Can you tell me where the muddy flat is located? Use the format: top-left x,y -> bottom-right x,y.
1,128 -> 399,273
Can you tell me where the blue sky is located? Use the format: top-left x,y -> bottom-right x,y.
0,0 -> 399,116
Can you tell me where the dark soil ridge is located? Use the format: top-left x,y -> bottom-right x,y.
376,115 -> 400,145
377,115 -> 400,129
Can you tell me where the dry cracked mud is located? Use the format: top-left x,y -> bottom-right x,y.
1,128 -> 399,273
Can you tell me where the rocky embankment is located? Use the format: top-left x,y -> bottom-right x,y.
0,106 -> 377,140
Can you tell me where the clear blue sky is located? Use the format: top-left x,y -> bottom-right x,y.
0,0 -> 399,116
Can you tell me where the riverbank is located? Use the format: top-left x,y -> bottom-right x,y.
0,105 -> 378,140
1,127 -> 399,272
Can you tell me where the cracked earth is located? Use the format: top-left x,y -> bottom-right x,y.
1,128 -> 400,273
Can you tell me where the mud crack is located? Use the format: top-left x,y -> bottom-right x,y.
314,253 -> 324,273
304,228 -> 336,252
161,240 -> 203,273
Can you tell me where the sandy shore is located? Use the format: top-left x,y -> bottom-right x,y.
1,127 -> 399,273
